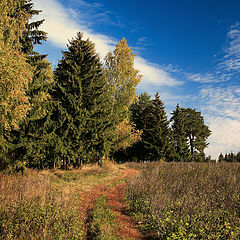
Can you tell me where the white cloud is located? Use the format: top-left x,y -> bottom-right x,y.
32,0 -> 181,87
135,56 -> 182,88
221,22 -> 240,72
200,87 -> 240,158
185,72 -> 223,83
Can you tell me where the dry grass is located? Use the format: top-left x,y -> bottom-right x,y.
0,163 -> 124,239
127,162 -> 240,239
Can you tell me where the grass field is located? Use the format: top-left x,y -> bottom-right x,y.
0,163 -> 123,240
126,162 -> 240,239
0,162 -> 240,239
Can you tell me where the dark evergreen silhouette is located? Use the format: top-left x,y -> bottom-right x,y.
181,108 -> 211,162
171,104 -> 191,161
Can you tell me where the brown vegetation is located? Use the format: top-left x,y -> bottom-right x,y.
127,162 -> 240,239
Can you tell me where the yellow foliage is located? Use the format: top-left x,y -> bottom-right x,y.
0,0 -> 33,131
114,119 -> 142,151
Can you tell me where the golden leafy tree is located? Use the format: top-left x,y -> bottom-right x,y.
0,0 -> 33,131
105,38 -> 142,152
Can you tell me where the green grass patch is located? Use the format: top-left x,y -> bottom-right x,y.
89,195 -> 120,240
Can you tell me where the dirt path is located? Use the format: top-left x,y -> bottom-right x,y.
79,167 -> 143,240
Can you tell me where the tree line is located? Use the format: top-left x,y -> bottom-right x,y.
218,152 -> 240,162
0,0 -> 211,171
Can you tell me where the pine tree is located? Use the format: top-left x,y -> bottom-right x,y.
54,32 -> 112,167
181,108 -> 211,162
170,104 -> 191,162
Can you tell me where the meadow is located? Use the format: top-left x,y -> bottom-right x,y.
0,162 -> 240,239
0,164 -> 123,240
126,162 -> 240,239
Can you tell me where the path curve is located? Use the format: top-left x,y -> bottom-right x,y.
79,167 -> 143,239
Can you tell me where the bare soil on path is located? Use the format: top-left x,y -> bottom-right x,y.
79,167 -> 144,240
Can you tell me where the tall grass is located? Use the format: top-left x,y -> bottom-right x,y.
0,170 -> 84,239
0,163 -> 122,239
127,162 -> 240,239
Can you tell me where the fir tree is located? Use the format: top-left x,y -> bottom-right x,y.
170,104 -> 191,162
8,0 -> 54,169
54,32 -> 112,166
19,0 -> 47,62
144,93 -> 171,161
126,92 -> 152,162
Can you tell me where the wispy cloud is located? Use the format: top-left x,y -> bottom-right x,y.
200,87 -> 240,158
33,0 -> 181,87
220,22 -> 240,72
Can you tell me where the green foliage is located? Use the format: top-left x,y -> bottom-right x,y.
54,32 -> 113,165
218,151 -> 240,162
170,104 -> 191,162
116,92 -> 172,162
127,162 -> 240,239
89,195 -> 119,240
181,108 -> 211,162
143,93 -> 172,161
19,0 -> 47,62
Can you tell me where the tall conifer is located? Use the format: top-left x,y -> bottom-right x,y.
171,104 -> 191,161
54,33 -> 112,166
144,93 -> 171,161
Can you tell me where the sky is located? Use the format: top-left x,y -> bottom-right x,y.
32,0 -> 240,159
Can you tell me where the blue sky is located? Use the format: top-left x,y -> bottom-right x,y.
33,0 -> 240,158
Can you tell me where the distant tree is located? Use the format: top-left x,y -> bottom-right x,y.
54,32 -> 112,167
144,93 -> 171,161
236,152 -> 240,162
170,104 -> 191,162
218,153 -> 224,162
127,93 -> 171,162
181,108 -> 211,162
104,38 -> 142,154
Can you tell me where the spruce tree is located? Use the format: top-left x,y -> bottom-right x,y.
19,0 -> 47,62
128,93 -> 171,162
54,32 -> 112,166
170,104 -> 191,162
128,92 -> 152,161
8,0 -> 54,169
144,93 -> 171,161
